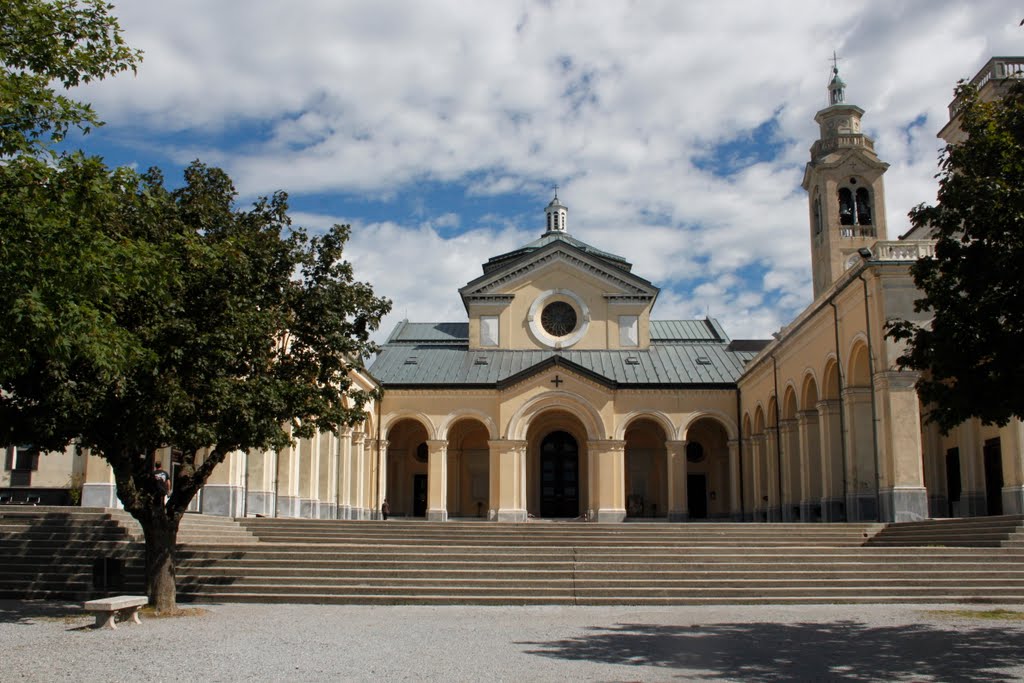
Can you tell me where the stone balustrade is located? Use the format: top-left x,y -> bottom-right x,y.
870,240 -> 936,262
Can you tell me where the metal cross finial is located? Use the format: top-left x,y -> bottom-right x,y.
831,50 -> 842,75
553,183 -> 559,200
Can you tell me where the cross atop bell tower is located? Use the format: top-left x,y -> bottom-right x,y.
801,59 -> 890,299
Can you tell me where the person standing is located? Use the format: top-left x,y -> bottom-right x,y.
154,462 -> 170,502
381,499 -> 390,520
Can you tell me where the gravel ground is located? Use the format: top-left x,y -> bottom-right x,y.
3,600 -> 1024,682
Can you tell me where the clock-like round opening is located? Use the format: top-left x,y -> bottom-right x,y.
541,301 -> 577,337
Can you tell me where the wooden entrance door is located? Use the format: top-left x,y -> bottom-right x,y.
540,431 -> 579,518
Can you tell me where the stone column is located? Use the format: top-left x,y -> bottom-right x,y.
875,371 -> 928,522
779,419 -> 800,521
843,387 -> 875,521
376,438 -> 389,520
350,431 -> 366,519
764,428 -> 780,521
489,440 -> 527,522
999,419 -> 1024,515
590,440 -> 626,523
741,437 -> 756,521
426,439 -> 449,521
922,420 -> 945,517
317,431 -> 337,520
727,439 -> 741,521
817,399 -> 844,521
336,429 -> 352,519
201,449 -> 246,517
750,434 -> 766,521
297,435 -> 319,519
957,420 -> 983,517
245,449 -> 276,517
665,440 -> 688,522
81,449 -> 119,509
797,410 -> 821,522
275,439 -> 301,518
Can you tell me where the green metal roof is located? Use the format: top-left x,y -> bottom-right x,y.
370,319 -> 762,388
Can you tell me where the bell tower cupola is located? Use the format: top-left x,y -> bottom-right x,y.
544,191 -> 568,234
802,60 -> 890,299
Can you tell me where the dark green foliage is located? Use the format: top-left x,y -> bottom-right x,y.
1,0 -> 142,156
887,81 -> 1024,433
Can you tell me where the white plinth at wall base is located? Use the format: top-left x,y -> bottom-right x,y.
83,595 -> 147,630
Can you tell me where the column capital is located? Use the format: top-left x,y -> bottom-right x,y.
874,370 -> 920,392
796,409 -> 818,425
588,439 -> 626,452
488,439 -> 527,454
425,439 -> 449,449
351,431 -> 365,446
665,440 -> 688,455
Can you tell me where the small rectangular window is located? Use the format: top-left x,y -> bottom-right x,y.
480,315 -> 499,347
619,315 -> 639,347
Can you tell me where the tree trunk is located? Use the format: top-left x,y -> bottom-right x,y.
142,513 -> 179,611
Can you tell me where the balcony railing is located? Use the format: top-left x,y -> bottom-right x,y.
870,240 -> 936,261
948,57 -> 1024,120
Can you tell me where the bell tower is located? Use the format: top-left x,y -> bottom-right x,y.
802,63 -> 889,299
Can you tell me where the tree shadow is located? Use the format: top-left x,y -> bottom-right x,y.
0,599 -> 84,625
519,619 -> 1024,681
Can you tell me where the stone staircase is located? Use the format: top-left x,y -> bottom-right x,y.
0,507 -> 255,600
865,515 -> 1024,547
4,509 -> 1024,605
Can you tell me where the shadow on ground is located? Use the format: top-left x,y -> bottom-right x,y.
519,619 -> 1024,681
0,600 -> 83,625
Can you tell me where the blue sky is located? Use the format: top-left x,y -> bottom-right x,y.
67,1 -> 1021,343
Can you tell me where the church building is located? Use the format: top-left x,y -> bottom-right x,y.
5,57 -> 1024,526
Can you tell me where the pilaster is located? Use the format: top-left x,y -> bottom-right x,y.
426,439 -> 449,521
489,440 -> 527,522
589,440 -> 626,523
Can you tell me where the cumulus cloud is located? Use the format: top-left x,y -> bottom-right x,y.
72,0 -> 1023,339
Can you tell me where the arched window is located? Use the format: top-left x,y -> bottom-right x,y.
855,188 -> 873,225
838,188 -> 854,226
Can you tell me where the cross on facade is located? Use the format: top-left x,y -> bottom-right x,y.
550,375 -> 564,387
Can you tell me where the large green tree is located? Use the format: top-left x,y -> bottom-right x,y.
887,80 -> 1024,433
1,155 -> 391,609
1,2 -> 391,609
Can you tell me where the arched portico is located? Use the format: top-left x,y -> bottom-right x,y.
683,416 -> 734,520
623,418 -> 669,519
384,418 -> 430,518
444,417 -> 491,518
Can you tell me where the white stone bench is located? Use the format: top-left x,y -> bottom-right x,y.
83,595 -> 147,630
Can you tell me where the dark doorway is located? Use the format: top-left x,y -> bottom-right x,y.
540,431 -> 579,518
945,447 -> 961,517
687,474 -> 708,519
984,438 -> 1004,516
413,474 -> 428,517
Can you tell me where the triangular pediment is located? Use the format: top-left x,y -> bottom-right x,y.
496,355 -> 616,391
460,238 -> 659,307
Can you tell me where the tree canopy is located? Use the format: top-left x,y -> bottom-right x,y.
887,80 -> 1024,433
1,0 -> 142,156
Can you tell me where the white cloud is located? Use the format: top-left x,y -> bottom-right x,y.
73,0 -> 1023,339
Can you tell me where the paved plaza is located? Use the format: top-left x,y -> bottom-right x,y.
2,600 -> 1024,681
